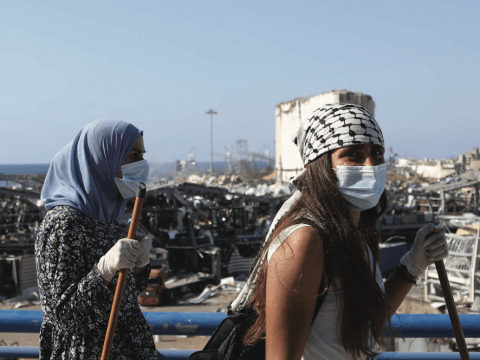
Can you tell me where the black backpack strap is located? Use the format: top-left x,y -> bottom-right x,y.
311,275 -> 330,327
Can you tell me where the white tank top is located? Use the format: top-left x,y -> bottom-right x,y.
267,224 -> 384,360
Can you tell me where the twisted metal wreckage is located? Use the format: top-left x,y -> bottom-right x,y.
0,183 -> 43,300
0,178 -> 291,306
1,172 -> 480,309
379,174 -> 480,311
128,181 -> 289,305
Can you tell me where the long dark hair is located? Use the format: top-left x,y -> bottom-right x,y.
243,152 -> 391,358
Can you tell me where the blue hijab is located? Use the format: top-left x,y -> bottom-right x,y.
41,120 -> 140,222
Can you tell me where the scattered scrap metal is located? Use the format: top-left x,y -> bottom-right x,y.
0,182 -> 44,301
379,171 -> 480,245
126,180 -> 290,305
2,168 -> 480,309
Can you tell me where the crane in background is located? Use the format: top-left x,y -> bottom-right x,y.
213,146 -> 235,173
213,140 -> 273,174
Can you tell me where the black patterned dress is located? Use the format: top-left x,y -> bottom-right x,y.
35,206 -> 157,360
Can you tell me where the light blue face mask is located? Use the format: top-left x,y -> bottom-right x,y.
335,163 -> 387,211
114,159 -> 150,199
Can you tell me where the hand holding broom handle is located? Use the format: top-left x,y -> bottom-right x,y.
101,182 -> 147,360
435,260 -> 470,360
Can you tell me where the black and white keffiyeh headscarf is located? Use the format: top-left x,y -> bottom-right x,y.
294,103 -> 384,165
290,103 -> 384,189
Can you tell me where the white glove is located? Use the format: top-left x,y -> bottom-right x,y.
400,223 -> 449,277
135,234 -> 151,268
97,239 -> 140,281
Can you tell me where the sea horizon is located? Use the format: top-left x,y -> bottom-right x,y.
0,160 -> 269,176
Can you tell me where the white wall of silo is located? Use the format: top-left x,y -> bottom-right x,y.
275,90 -> 375,183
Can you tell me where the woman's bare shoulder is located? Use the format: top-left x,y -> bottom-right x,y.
274,225 -> 323,261
268,225 -> 324,285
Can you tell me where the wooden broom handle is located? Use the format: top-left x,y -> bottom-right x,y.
435,260 -> 470,360
101,183 -> 147,360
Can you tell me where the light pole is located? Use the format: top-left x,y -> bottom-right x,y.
206,109 -> 217,175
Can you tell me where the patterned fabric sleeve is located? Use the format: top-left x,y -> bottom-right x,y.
134,263 -> 151,295
36,212 -> 114,329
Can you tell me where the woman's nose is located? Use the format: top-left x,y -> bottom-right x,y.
364,157 -> 375,167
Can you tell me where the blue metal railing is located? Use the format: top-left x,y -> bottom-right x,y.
1,311 -> 479,359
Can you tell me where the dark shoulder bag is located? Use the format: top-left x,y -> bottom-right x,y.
189,276 -> 329,360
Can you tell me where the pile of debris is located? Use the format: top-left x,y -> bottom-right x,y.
0,184 -> 43,301
0,167 -> 291,305
379,171 -> 480,244
4,166 -> 477,309
123,180 -> 290,305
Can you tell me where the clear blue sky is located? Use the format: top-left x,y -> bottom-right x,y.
1,0 -> 479,164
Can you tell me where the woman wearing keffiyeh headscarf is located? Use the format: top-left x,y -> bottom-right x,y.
35,120 -> 157,360
230,104 -> 449,360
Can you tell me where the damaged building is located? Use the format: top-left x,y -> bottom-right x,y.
394,147 -> 480,180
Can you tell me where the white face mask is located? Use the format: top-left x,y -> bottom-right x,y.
114,160 -> 150,199
335,163 -> 387,211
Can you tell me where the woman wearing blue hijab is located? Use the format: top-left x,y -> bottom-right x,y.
35,120 -> 157,360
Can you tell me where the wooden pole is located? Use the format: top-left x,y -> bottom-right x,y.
101,183 -> 147,360
435,260 -> 470,360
